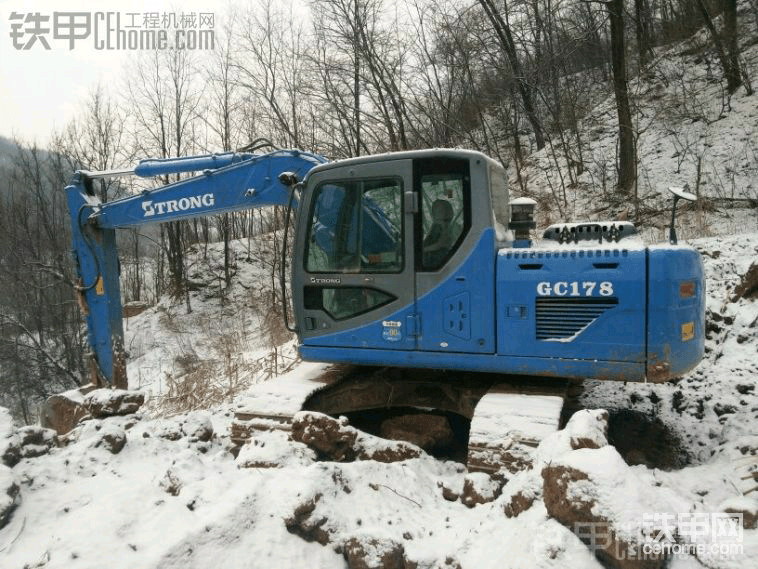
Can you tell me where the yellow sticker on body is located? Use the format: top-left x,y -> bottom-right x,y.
681,321 -> 694,342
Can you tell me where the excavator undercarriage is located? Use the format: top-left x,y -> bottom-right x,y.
231,365 -> 569,473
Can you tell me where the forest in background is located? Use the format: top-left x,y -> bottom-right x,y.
0,0 -> 755,422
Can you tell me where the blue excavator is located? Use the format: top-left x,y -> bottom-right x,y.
57,147 -> 705,470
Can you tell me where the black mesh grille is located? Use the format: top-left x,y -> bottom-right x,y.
536,297 -> 618,340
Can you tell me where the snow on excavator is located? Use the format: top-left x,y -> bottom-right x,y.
50,147 -> 705,471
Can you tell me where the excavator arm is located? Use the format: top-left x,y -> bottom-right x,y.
66,149 -> 328,387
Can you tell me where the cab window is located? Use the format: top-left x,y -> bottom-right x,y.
305,178 -> 403,274
416,158 -> 470,271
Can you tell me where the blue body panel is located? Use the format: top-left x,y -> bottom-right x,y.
646,246 -> 705,379
299,230 -> 497,353
415,230 -> 496,353
497,248 -> 646,365
298,347 -> 643,381
301,241 -> 704,382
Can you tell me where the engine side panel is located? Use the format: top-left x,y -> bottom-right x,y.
496,247 -> 647,375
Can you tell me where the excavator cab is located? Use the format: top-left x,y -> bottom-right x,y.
293,149 -> 704,382
293,150 -> 503,359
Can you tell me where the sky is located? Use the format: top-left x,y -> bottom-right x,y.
0,0 -> 231,144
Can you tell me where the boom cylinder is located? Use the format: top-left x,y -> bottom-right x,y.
134,152 -> 254,178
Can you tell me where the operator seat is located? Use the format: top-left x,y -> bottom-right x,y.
423,198 -> 455,269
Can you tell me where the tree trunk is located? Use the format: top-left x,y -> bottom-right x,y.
609,0 -> 636,193
478,0 -> 545,150
634,0 -> 652,68
697,0 -> 743,93
353,0 -> 362,156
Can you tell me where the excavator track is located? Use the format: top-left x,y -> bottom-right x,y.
231,364 -> 569,473
466,380 -> 568,473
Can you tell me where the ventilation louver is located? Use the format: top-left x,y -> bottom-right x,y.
536,297 -> 618,340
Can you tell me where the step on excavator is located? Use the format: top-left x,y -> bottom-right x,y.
49,147 -> 705,471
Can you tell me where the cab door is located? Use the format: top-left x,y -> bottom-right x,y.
294,159 -> 417,350
414,156 -> 496,354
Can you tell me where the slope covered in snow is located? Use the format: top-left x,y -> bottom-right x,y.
1,228 -> 756,569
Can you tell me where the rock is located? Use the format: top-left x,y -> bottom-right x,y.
1,439 -> 21,468
542,463 -> 594,526
291,412 -> 422,463
159,468 -> 183,496
0,408 -> 21,468
358,437 -> 422,463
84,389 -> 145,419
542,447 -> 670,569
17,425 -> 57,449
437,480 -> 460,502
40,387 -> 92,435
721,496 -> 758,529
534,409 -> 609,468
181,412 -> 213,442
123,300 -> 148,318
460,472 -> 502,508
380,414 -> 455,454
503,488 -> 535,518
568,409 -> 609,450
284,493 -> 331,545
236,431 -> 315,469
155,420 -> 183,441
501,473 -> 540,518
2,426 -> 59,463
732,263 -> 758,301
291,412 -> 358,461
341,536 -> 406,569
0,465 -> 20,529
90,424 -> 127,454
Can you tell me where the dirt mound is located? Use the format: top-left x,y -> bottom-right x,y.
733,262 -> 758,300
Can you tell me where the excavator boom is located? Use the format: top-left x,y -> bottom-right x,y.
66,149 -> 327,387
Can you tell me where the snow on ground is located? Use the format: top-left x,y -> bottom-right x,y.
122,237 -> 300,416
578,232 -> 758,463
0,407 -> 606,569
516,4 -> 758,244
0,229 -> 754,569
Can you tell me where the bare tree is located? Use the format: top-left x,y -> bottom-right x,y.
124,49 -> 203,304
634,0 -> 653,68
205,16 -> 243,287
476,0 -> 546,150
236,0 -> 313,149
696,0 -> 752,95
0,140 -> 84,422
